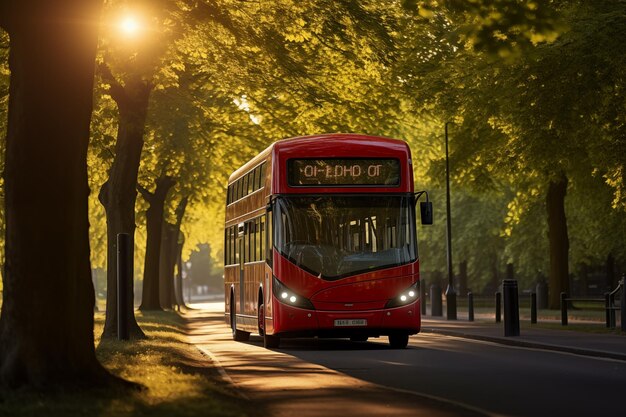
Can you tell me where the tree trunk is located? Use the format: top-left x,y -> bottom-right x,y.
547,174 -> 570,309
160,197 -> 188,309
606,253 -> 615,291
0,0 -> 122,387
98,66 -> 152,339
458,260 -> 468,296
160,222 -> 179,309
175,232 -> 187,306
139,176 -> 175,310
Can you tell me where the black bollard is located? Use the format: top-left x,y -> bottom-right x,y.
502,280 -> 520,337
468,292 -> 474,322
605,292 -> 611,328
495,292 -> 501,323
430,284 -> 443,317
609,290 -> 616,329
117,233 -> 132,341
619,274 -> 626,332
531,292 -> 537,324
420,280 -> 427,316
560,292 -> 568,326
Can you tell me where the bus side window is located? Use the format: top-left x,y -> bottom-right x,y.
259,163 -> 266,189
227,227 -> 231,265
231,227 -> 235,264
260,216 -> 265,262
235,227 -> 240,265
250,220 -> 256,262
242,175 -> 249,198
256,218 -> 261,261
246,222 -> 252,263
251,169 -> 258,193
244,222 -> 248,263
224,228 -> 229,264
229,228 -> 232,264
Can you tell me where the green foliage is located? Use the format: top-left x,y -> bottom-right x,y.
403,0 -> 563,56
397,0 -> 626,292
1,1 -> 624,296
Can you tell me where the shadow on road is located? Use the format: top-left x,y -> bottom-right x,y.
184,306 -> 488,417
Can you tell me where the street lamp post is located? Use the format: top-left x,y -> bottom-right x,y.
445,122 -> 457,320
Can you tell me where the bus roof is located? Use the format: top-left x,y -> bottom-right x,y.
228,133 -> 410,184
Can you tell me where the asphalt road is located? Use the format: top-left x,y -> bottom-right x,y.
279,335 -> 626,417
189,303 -> 626,417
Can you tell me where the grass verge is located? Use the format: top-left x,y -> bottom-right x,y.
0,311 -> 254,417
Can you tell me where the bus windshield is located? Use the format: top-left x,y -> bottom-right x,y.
274,195 -> 417,280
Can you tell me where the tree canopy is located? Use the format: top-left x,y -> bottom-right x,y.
0,0 -> 625,357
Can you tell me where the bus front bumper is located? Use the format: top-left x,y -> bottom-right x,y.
267,298 -> 421,337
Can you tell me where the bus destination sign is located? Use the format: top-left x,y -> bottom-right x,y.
288,159 -> 400,186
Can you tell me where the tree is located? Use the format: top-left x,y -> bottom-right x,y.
399,0 -> 626,306
95,0 -> 178,334
0,31 -> 8,282
97,62 -> 150,337
161,196 -> 188,309
0,0 -> 123,387
138,174 -> 175,310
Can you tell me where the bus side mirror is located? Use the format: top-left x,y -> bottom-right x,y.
420,201 -> 433,225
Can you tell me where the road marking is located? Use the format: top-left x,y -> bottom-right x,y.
196,346 -> 250,400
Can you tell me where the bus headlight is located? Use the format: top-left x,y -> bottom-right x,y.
385,281 -> 419,308
272,276 -> 314,310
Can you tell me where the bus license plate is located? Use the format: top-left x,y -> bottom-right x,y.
334,319 -> 367,327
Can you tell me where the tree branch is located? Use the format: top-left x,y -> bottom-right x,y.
175,196 -> 189,228
155,175 -> 176,199
98,180 -> 109,207
97,62 -> 126,105
137,183 -> 153,202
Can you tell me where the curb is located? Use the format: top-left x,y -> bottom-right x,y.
196,346 -> 251,400
421,327 -> 626,362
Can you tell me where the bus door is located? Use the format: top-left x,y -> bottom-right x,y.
238,222 -> 245,317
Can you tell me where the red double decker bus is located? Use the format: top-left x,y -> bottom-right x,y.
224,134 -> 432,348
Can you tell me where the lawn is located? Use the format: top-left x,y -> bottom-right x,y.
0,310 -> 256,417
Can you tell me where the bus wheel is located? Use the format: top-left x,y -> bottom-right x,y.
258,303 -> 265,336
258,303 -> 280,348
231,293 -> 250,342
350,335 -> 368,342
264,333 -> 280,349
388,333 -> 409,349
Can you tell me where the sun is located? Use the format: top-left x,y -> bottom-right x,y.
119,15 -> 141,37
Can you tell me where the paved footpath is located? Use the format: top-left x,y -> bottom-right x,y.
422,317 -> 626,360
